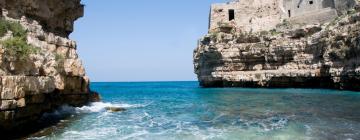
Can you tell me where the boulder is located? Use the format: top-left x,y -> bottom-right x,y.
105,107 -> 126,112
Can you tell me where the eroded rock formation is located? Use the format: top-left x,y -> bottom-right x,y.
0,0 -> 84,37
194,5 -> 360,90
0,0 -> 98,135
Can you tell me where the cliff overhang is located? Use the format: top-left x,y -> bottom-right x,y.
0,0 -> 84,37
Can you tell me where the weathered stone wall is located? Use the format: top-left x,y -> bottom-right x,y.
289,8 -> 338,24
195,6 -> 360,90
209,0 -> 285,32
0,0 -> 97,136
335,0 -> 358,14
209,0 -> 357,32
283,0 -> 335,17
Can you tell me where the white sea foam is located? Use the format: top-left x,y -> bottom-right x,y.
62,127 -> 119,139
68,102 -> 150,114
41,102 -> 149,119
75,102 -> 112,113
76,102 -> 144,113
120,130 -> 149,140
27,136 -> 46,140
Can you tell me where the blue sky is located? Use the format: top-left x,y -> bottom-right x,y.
70,0 -> 227,82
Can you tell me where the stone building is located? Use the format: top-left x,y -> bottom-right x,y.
209,0 -> 357,32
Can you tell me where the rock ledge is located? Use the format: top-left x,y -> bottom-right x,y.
194,6 -> 360,90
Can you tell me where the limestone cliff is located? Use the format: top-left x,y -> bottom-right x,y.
0,0 -> 98,135
194,4 -> 360,90
0,0 -> 83,37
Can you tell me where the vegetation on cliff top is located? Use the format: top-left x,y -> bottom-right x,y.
0,18 -> 39,61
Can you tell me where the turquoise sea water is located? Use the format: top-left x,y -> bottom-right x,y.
29,81 -> 360,140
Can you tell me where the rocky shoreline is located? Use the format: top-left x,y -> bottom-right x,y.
194,4 -> 360,90
0,0 -> 99,137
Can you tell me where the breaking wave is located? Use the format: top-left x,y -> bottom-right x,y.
75,102 -> 148,113
41,102 -> 150,118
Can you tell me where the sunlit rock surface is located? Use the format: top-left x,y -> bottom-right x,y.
0,0 -> 98,135
194,4 -> 360,90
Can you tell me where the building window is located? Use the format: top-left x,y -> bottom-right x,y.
229,9 -> 235,21
288,10 -> 291,17
309,0 -> 313,4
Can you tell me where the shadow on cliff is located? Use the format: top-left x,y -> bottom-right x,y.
1,107 -> 85,140
1,91 -> 101,139
338,35 -> 360,90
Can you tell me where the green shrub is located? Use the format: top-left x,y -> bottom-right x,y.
0,19 -> 9,37
217,22 -> 230,27
55,53 -> 65,62
7,21 -> 27,38
348,9 -> 357,15
276,19 -> 292,29
270,29 -> 281,36
0,18 -> 39,61
209,31 -> 219,41
2,37 -> 39,61
55,53 -> 66,71
0,18 -> 27,38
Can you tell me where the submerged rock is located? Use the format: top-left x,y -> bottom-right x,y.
105,107 -> 126,112
90,91 -> 101,102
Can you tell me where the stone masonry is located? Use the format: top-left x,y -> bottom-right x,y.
209,0 -> 357,32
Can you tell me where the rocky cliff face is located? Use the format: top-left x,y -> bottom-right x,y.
0,0 -> 97,135
194,5 -> 360,90
0,0 -> 83,37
